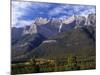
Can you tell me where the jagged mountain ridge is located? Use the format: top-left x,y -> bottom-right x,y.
12,13 -> 96,37
27,27 -> 95,58
11,13 -> 96,62
12,26 -> 96,61
23,13 -> 96,36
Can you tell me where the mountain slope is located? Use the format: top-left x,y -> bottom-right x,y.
11,14 -> 96,62
11,27 -> 24,45
25,26 -> 95,59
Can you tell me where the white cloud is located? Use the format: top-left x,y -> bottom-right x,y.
73,5 -> 96,16
32,2 -> 51,8
12,1 -> 52,27
81,7 -> 96,16
49,7 -> 65,16
48,5 -> 74,17
15,20 -> 33,27
59,15 -> 68,20
12,1 -> 95,27
12,1 -> 34,27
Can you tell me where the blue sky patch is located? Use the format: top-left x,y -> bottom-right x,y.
12,1 -> 96,27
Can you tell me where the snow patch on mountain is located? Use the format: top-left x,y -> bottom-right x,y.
43,40 -> 57,43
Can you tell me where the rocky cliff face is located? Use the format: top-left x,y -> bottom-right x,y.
12,13 -> 96,38
76,16 -> 86,28
22,15 -> 76,36
75,13 -> 96,28
87,13 -> 96,26
23,23 -> 37,35
11,13 -> 96,61
34,17 -> 49,26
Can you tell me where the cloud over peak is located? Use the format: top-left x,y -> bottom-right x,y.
12,1 -> 96,27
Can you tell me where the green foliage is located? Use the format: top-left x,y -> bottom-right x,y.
11,26 -> 96,74
12,27 -> 95,60
11,55 -> 95,74
66,55 -> 80,70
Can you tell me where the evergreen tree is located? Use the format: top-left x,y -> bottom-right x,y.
66,55 -> 80,70
30,58 -> 40,73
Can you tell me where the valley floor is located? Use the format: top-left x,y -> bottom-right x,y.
11,55 -> 96,74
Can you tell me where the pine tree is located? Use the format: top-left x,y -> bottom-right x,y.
66,55 -> 80,70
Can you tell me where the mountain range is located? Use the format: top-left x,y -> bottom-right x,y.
11,13 -> 96,62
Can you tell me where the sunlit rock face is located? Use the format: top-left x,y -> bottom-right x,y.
75,13 -> 96,28
22,13 -> 96,36
75,16 -> 86,27
23,23 -> 37,35
62,15 -> 75,24
34,17 -> 49,26
87,13 -> 96,26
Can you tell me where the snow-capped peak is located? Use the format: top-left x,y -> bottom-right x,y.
34,17 -> 49,25
62,15 -> 75,24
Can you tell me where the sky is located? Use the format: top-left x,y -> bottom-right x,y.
12,1 -> 96,27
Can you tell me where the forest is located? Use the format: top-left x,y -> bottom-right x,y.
11,55 -> 95,74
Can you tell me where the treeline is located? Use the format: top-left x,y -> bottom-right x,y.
11,55 -> 95,74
